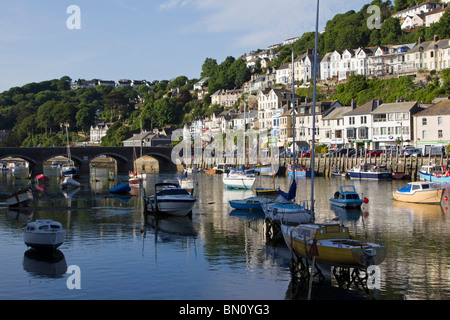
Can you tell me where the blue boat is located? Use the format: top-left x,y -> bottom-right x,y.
287,165 -> 317,178
109,183 -> 131,194
229,196 -> 273,211
419,165 -> 450,183
330,185 -> 365,209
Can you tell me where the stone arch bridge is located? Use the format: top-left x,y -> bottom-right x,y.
0,146 -> 177,175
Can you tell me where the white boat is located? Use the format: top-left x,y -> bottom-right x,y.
393,181 -> 445,204
144,182 -> 196,217
6,188 -> 33,207
23,220 -> 66,250
223,170 -> 256,189
61,177 -> 80,188
330,185 -> 365,209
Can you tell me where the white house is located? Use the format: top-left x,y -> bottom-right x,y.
90,122 -> 112,144
392,1 -> 442,19
370,101 -> 421,149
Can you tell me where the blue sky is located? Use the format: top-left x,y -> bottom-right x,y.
0,0 -> 367,92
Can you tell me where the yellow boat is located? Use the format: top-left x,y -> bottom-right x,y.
393,182 -> 444,204
281,223 -> 386,268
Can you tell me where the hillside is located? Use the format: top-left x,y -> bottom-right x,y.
1,0 -> 450,147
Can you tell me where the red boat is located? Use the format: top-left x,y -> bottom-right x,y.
35,174 -> 49,182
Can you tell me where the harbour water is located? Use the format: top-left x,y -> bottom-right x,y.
0,167 -> 450,300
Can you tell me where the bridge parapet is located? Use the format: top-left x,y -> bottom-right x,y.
0,146 -> 175,175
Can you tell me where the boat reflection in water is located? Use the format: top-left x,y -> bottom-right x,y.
145,212 -> 197,237
392,201 -> 445,221
22,249 -> 67,278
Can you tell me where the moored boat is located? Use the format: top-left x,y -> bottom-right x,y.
330,185 -> 366,209
281,223 -> 386,268
393,181 -> 445,204
35,174 -> 50,182
229,196 -> 273,211
23,219 -> 66,251
61,177 -> 80,188
223,170 -> 256,190
6,188 -> 33,207
144,182 -> 196,217
348,163 -> 391,180
109,183 -> 131,194
419,165 -> 450,183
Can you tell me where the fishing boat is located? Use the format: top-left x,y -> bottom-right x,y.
281,223 -> 386,268
61,177 -> 80,188
393,181 -> 445,204
229,196 -> 273,211
347,163 -> 391,180
144,182 -> 196,217
330,185 -> 366,209
23,219 -> 66,251
419,165 -> 450,183
109,183 -> 131,194
6,188 -> 33,207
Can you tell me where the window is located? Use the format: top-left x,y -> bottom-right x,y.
361,116 -> 367,124
422,118 -> 427,126
422,130 -> 427,139
373,127 -> 380,136
381,127 -> 387,135
438,117 -> 443,125
438,130 -> 443,139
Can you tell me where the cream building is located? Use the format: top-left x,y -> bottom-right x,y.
413,99 -> 450,151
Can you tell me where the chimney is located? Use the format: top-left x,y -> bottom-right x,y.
351,99 -> 357,110
418,37 -> 423,45
434,34 -> 439,42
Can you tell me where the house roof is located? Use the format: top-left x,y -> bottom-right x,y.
344,99 -> 383,116
413,99 -> 450,116
370,101 -> 418,114
322,106 -> 353,120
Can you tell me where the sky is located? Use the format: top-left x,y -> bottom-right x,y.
0,0 -> 367,93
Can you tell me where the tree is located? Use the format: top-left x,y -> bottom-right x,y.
380,17 -> 402,45
201,58 -> 218,78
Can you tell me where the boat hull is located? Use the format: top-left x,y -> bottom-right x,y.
348,172 -> 392,180
263,202 -> 312,225
146,198 -> 196,217
24,231 -> 66,250
223,175 -> 256,190
419,172 -> 450,183
393,189 -> 444,204
281,225 -> 386,268
229,197 -> 272,211
330,199 -> 363,209
6,189 -> 33,207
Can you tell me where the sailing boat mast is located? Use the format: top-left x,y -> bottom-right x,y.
310,0 -> 320,221
291,50 -> 296,184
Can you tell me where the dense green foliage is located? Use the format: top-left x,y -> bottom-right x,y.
332,71 -> 450,105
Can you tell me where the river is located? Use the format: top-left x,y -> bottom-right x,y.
0,167 -> 449,300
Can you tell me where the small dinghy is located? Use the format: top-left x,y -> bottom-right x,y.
109,183 -> 131,194
23,220 -> 66,251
